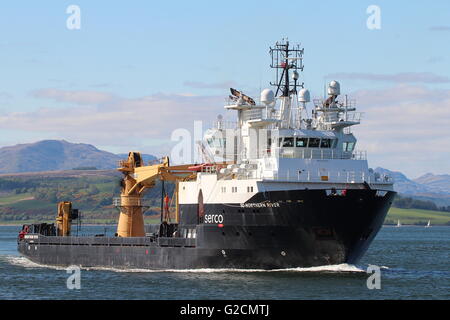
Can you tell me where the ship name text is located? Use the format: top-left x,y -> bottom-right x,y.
240,202 -> 280,208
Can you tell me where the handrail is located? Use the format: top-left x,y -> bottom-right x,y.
230,168 -> 393,184
266,170 -> 393,184
264,148 -> 367,160
113,197 -> 152,207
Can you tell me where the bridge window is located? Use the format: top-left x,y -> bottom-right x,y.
282,137 -> 294,147
308,138 -> 321,148
343,142 -> 355,152
320,139 -> 331,148
296,137 -> 308,147
207,137 -> 225,148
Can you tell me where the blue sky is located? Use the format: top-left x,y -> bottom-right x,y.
0,1 -> 449,177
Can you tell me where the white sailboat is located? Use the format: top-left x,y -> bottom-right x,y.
396,220 -> 401,227
425,220 -> 431,228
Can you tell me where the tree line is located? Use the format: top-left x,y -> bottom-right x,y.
393,195 -> 450,212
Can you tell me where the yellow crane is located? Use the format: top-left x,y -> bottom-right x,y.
116,152 -> 195,237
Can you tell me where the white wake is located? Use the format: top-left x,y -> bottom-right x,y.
4,255 -> 365,273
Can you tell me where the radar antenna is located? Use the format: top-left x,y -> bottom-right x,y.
269,39 -> 304,97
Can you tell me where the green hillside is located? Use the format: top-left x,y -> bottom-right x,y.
0,171 -> 171,224
385,207 -> 450,226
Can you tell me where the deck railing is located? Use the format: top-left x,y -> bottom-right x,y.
263,169 -> 393,184
226,167 -> 393,185
265,148 -> 367,160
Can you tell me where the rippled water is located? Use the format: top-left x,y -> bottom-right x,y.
1,225 -> 448,299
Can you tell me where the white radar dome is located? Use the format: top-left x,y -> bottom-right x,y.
260,89 -> 275,105
327,80 -> 340,96
298,88 -> 310,103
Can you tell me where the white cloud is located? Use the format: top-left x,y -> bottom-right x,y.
32,88 -> 115,105
0,89 -> 225,156
348,84 -> 450,177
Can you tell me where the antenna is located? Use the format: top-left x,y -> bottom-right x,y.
269,39 -> 304,98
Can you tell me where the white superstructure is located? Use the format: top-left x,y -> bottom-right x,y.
179,40 -> 393,205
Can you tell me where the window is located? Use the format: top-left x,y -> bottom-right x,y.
207,137 -> 225,148
347,142 -> 355,152
308,138 -> 321,148
282,137 -> 294,147
343,142 -> 355,152
247,186 -> 254,192
232,186 -> 237,193
320,139 -> 331,148
221,186 -> 226,193
296,137 -> 308,147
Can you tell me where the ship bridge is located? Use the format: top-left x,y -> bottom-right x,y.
273,128 -> 360,160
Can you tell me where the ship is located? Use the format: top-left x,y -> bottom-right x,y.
18,39 -> 396,269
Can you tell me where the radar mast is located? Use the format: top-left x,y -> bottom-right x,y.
269,39 -> 304,97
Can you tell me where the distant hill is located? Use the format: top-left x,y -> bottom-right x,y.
374,167 -> 432,194
0,140 -> 156,174
413,173 -> 450,194
375,167 -> 450,206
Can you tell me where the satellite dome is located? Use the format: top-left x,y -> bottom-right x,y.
260,88 -> 275,105
298,88 -> 310,103
327,80 -> 340,96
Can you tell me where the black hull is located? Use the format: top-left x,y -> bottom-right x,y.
18,189 -> 396,269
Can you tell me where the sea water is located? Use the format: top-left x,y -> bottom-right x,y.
0,225 -> 448,299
